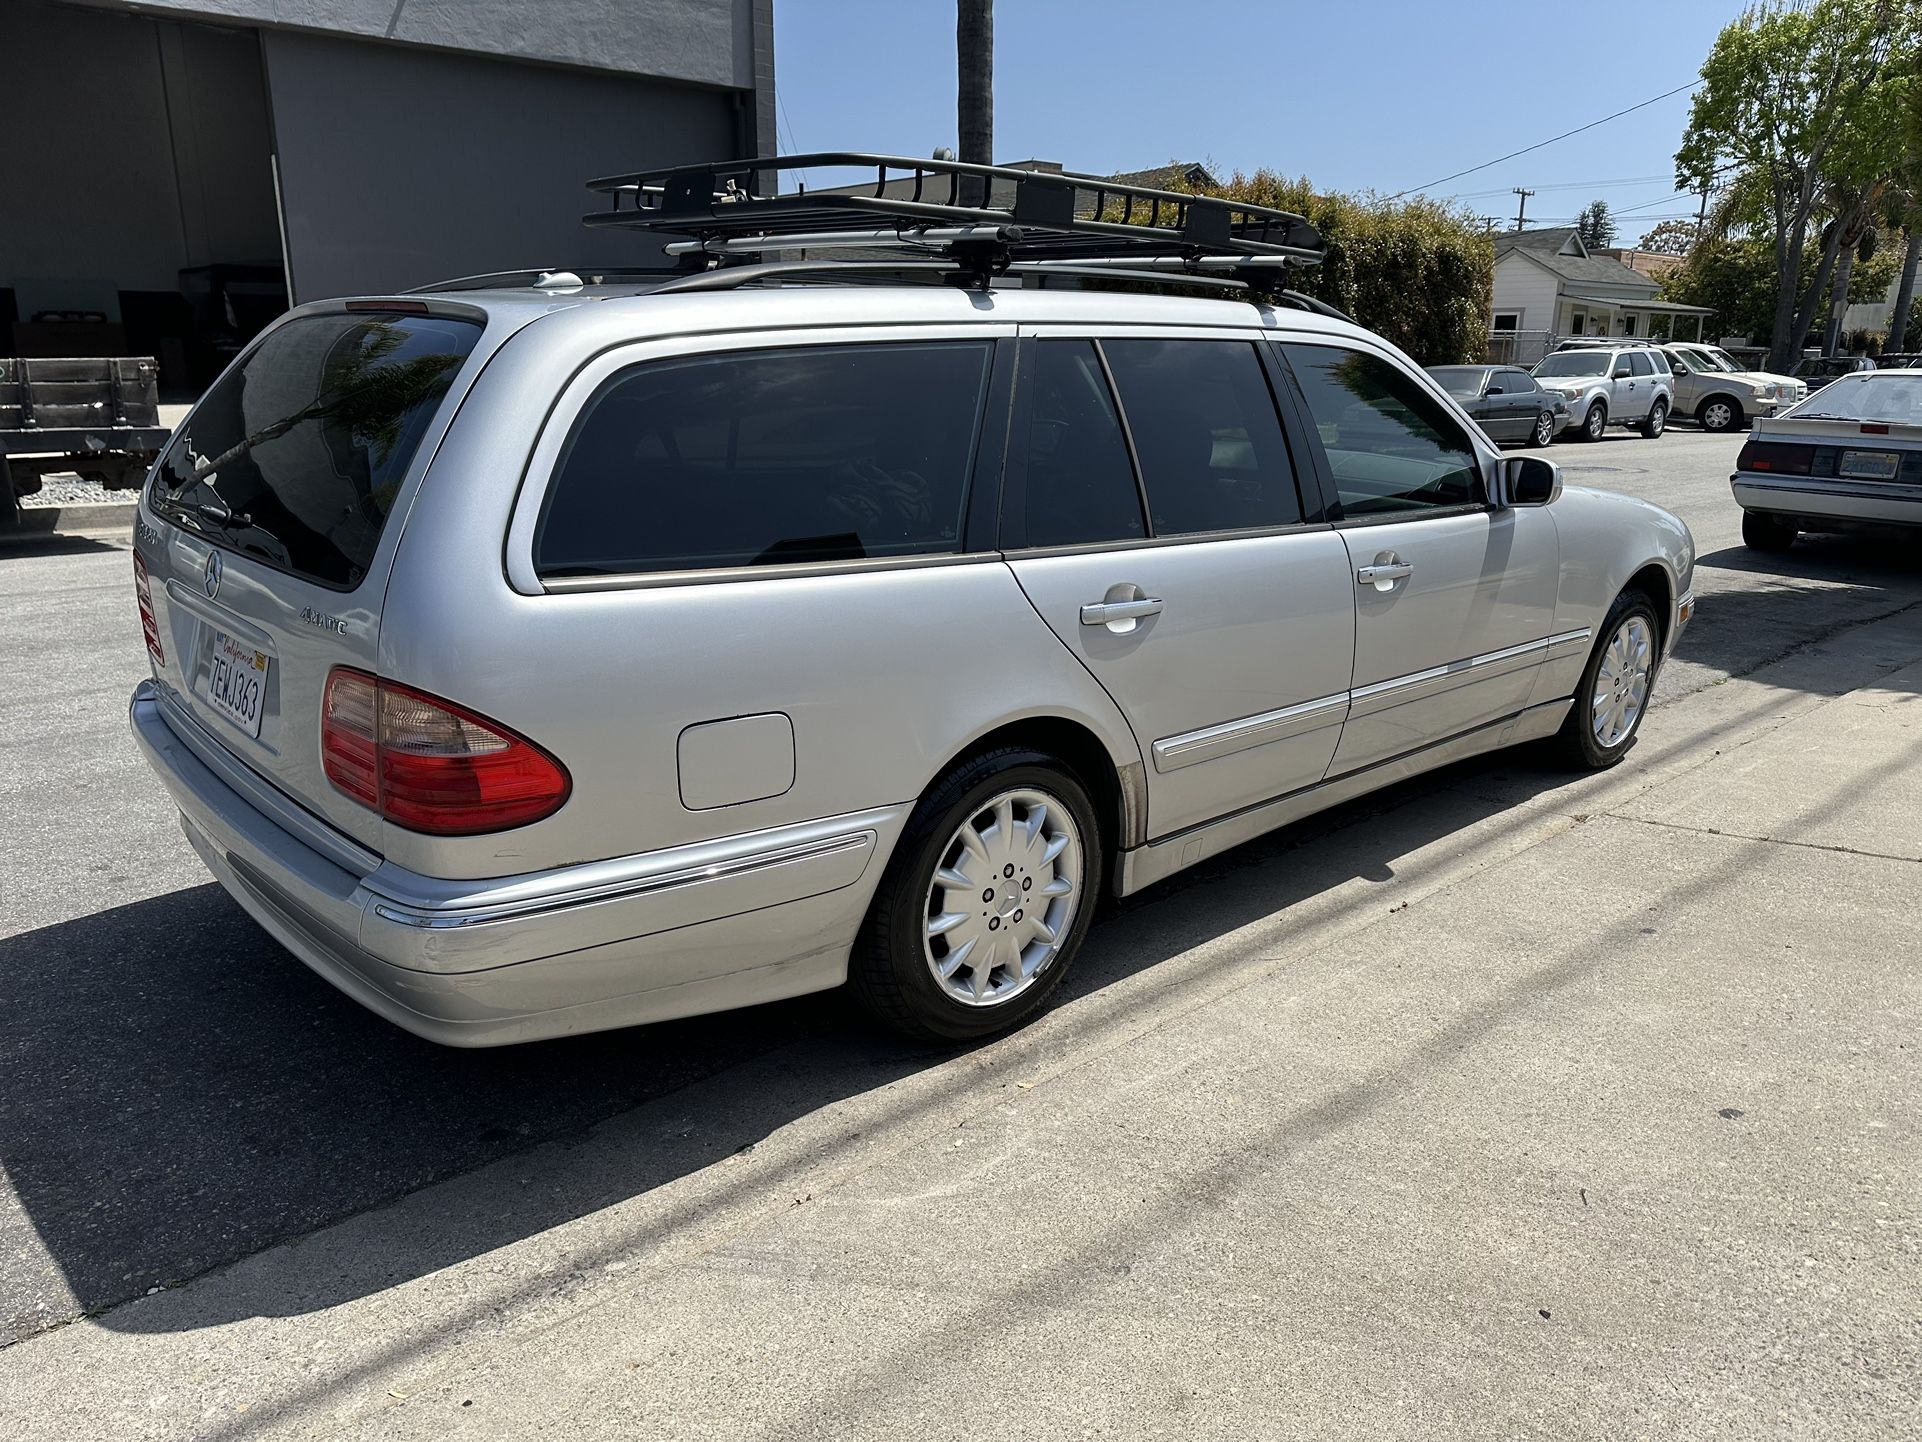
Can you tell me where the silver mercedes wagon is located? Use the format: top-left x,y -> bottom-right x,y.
129,156 -> 1695,1046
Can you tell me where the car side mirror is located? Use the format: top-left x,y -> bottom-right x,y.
1495,454 -> 1561,508
1671,363 -> 1690,375
1613,367 -> 1633,379
1485,384 -> 1505,395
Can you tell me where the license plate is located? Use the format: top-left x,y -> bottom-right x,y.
1839,449 -> 1900,481
202,630 -> 271,738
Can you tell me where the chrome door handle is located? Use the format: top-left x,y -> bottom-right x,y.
1356,563 -> 1412,587
1080,597 -> 1164,625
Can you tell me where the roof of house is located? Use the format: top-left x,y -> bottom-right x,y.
1104,162 -> 1220,192
1496,226 -> 1658,293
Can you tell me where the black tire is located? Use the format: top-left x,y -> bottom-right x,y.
1531,410 -> 1556,447
1580,401 -> 1607,441
1549,589 -> 1662,771
0,455 -> 19,533
851,748 -> 1104,1043
1639,398 -> 1668,439
1742,509 -> 1797,553
1699,396 -> 1742,433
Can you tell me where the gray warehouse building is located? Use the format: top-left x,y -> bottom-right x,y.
2,0 -> 775,391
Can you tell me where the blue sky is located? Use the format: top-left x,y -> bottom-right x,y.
774,0 -> 1754,245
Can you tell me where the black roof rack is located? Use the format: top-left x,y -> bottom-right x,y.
581,152 -> 1324,285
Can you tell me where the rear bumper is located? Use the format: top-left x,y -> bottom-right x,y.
131,681 -> 906,1045
1732,476 -> 1922,528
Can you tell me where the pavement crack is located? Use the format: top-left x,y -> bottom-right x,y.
1604,812 -> 1922,865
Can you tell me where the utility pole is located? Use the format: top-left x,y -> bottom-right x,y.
957,1 -> 994,207
1512,187 -> 1535,231
1696,184 -> 1710,227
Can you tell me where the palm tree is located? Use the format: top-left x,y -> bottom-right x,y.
957,0 -> 993,206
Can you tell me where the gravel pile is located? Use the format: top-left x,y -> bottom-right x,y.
19,473 -> 121,508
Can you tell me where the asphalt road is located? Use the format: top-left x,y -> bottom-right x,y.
1,426 -> 1918,1353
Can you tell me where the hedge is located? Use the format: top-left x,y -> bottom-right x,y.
1126,170 -> 1496,365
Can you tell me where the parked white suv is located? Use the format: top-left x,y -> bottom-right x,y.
127,155 -> 1696,1046
1532,344 -> 1674,441
1657,342 -> 1806,432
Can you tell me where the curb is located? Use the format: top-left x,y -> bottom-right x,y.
1,501 -> 137,542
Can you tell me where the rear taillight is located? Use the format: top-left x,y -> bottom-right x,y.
321,668 -> 570,835
1737,438 -> 1816,475
132,552 -> 163,663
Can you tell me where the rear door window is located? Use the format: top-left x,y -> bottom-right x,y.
149,310 -> 482,590
535,341 -> 993,577
1282,343 -> 1484,518
1628,351 -> 1655,377
1018,341 -> 1146,548
1100,339 -> 1303,535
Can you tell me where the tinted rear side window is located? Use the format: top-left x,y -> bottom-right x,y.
1102,339 -> 1303,534
150,311 -> 481,590
1020,340 -> 1145,548
536,342 -> 992,577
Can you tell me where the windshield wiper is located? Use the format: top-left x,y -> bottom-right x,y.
191,499 -> 253,529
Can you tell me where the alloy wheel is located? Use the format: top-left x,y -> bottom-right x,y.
1591,616 -> 1654,748
922,788 -> 1083,1007
1585,404 -> 1605,440
1703,401 -> 1733,431
1533,411 -> 1555,447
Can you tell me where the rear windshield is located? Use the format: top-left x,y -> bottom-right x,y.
1534,353 -> 1610,378
149,311 -> 481,590
1785,374 -> 1922,424
1427,368 -> 1486,399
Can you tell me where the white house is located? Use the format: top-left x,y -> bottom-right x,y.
1491,227 -> 1712,362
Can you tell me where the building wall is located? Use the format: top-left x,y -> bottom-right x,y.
0,2 -> 279,315
263,30 -> 739,300
72,0 -> 757,87
1491,254 -> 1561,332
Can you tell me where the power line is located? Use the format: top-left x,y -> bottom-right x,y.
1450,174 -> 1679,200
1387,81 -> 1701,200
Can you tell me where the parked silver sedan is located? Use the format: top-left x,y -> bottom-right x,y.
129,283 -> 1695,1047
1734,368 -> 1922,550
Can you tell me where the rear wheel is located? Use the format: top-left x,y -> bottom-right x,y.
1531,410 -> 1556,447
1580,401 -> 1607,441
1639,398 -> 1668,438
1551,590 -> 1661,770
1742,509 -> 1797,553
852,748 -> 1102,1042
1699,397 -> 1742,433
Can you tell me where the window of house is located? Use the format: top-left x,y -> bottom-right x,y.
1492,313 -> 1520,332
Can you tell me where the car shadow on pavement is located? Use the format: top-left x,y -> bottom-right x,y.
0,750 -> 1599,1341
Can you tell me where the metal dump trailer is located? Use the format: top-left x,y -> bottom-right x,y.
1,356 -> 169,528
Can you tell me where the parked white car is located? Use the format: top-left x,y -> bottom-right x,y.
1733,368 -> 1922,551
1532,344 -> 1674,441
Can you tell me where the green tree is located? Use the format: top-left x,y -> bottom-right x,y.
1155,172 -> 1493,363
1638,218 -> 1701,255
1660,235 -> 1779,342
1677,0 -> 1913,368
1576,199 -> 1617,248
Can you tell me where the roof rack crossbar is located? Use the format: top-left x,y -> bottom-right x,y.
640,257 -> 1256,298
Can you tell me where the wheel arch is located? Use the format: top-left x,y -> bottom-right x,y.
1698,391 -> 1744,425
928,714 -> 1144,892
1625,561 -> 1676,652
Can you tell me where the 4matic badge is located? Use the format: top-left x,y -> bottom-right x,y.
300,606 -> 350,635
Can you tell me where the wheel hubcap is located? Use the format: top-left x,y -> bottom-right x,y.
1591,616 -> 1654,749
923,788 -> 1083,1007
1535,414 -> 1553,445
1706,402 -> 1731,429
1650,405 -> 1665,434
1588,408 -> 1604,438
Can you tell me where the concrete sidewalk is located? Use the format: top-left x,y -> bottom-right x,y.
5,612 -> 1919,1441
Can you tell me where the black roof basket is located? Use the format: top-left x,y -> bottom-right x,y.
582,152 -> 1325,285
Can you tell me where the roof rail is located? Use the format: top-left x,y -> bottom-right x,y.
581,152 -> 1324,285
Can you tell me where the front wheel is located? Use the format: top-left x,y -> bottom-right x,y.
851,749 -> 1102,1042
1699,397 -> 1741,433
1639,399 -> 1668,439
1580,401 -> 1607,441
1532,410 -> 1556,448
1742,509 -> 1797,553
1550,590 -> 1661,770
